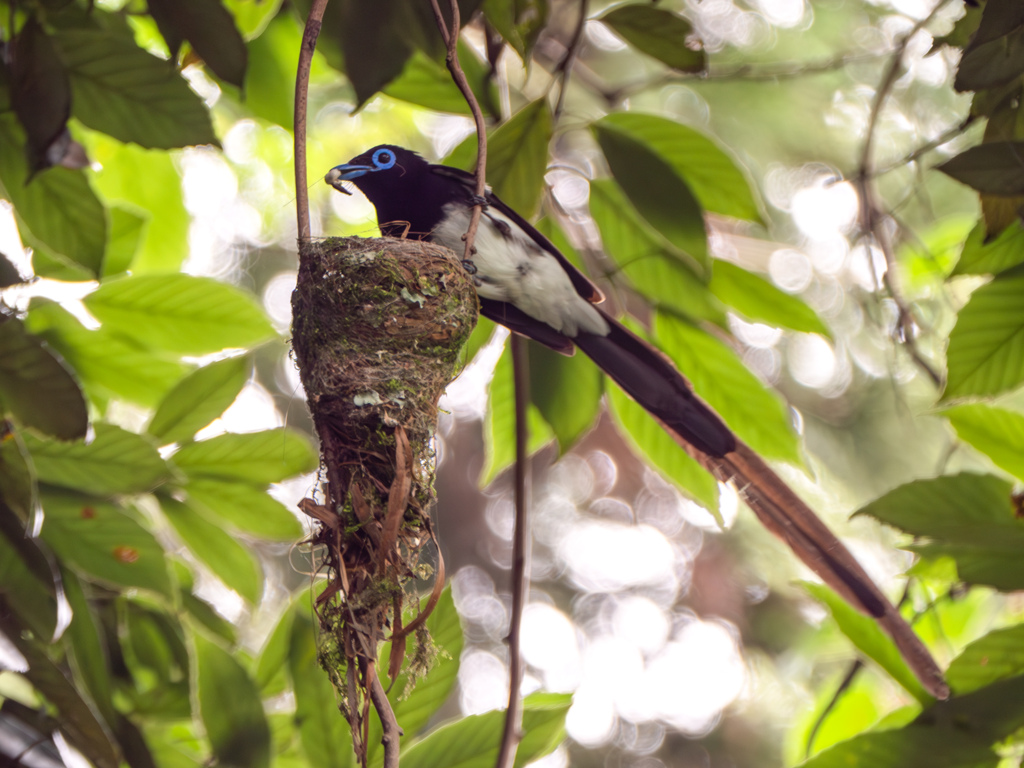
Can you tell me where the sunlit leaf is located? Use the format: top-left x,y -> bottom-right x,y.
40,490 -> 172,596
148,356 -> 250,445
709,260 -> 829,337
594,123 -> 708,268
654,313 -> 801,465
53,27 -> 218,148
184,478 -> 303,540
600,5 -> 705,73
944,404 -> 1024,481
947,623 -> 1024,695
102,206 -> 148,277
0,315 -> 88,440
953,219 -> 1024,276
529,343 -> 603,452
171,428 -> 318,484
84,273 -> 277,356
595,113 -> 761,223
385,41 -> 499,118
224,0 -> 284,39
943,272 -> 1024,400
194,633 -> 270,768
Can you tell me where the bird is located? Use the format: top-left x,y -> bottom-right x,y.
325,144 -> 949,700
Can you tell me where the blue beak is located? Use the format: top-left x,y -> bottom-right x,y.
325,163 -> 373,194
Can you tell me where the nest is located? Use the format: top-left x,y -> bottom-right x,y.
291,236 -> 478,758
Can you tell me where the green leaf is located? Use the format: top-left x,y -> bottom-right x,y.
595,113 -> 760,224
255,602 -> 295,691
171,428 -> 318,483
288,612 -> 353,768
482,340 -> 555,485
588,180 -> 723,324
607,382 -> 719,515
384,41 -> 499,118
709,260 -> 830,337
600,5 -> 705,72
800,674 -> 1024,768
953,219 -> 1024,276
481,0 -> 548,59
955,14 -> 1024,92
240,12 -> 301,128
161,497 -> 262,603
448,100 -> 552,217
148,0 -> 248,88
84,273 -> 277,356
938,141 -> 1024,195
224,0 -> 284,39
184,478 -> 303,540
102,205 -> 148,277
654,313 -> 801,465
945,404 -> 1024,481
943,271 -> 1024,400
123,600 -> 190,713
0,504 -> 58,639
24,300 -> 185,408
194,633 -> 270,768
0,315 -> 88,440
148,356 -> 250,444
61,568 -> 116,724
0,115 -> 107,277
528,343 -> 603,452
23,422 -> 167,496
9,17 -> 71,172
947,622 -> 1024,695
855,472 -> 1024,592
594,123 -> 708,268
802,582 -> 930,704
400,693 -> 570,768
53,28 -> 218,149
40,490 -> 172,595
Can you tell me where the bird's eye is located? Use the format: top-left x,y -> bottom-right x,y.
372,149 -> 396,169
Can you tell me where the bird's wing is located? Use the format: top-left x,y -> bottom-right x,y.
429,164 -> 604,304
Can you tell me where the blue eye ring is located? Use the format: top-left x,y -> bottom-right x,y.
372,148 -> 396,169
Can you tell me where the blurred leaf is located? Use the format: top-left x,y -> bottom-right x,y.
224,0 -> 284,39
24,423 -> 167,496
400,692 -> 570,768
0,431 -> 37,522
53,27 -> 218,149
242,12 -> 301,128
148,356 -> 250,445
0,502 -> 57,639
944,404 -> 1024,481
448,99 -> 551,217
184,478 -> 303,540
160,497 -> 263,603
943,272 -> 1024,400
40,490 -> 172,596
102,206 -> 148,277
800,674 -> 1024,768
932,4 -> 981,52
10,17 -> 71,171
61,569 -> 116,724
596,113 -> 761,224
855,472 -> 1024,592
194,633 -> 270,768
600,5 -> 705,73
255,602 -> 295,690
289,612 -> 353,768
25,300 -> 185,408
947,622 -> 1024,695
0,115 -> 106,277
709,260 -> 830,337
654,313 -> 801,465
938,141 -> 1024,195
588,180 -> 723,324
0,314 -> 88,440
802,582 -> 930,704
171,428 -> 317,484
952,219 -> 1024,275
124,600 -> 190,694
607,381 -> 719,515
482,340 -> 555,485
954,0 -> 1024,93
594,123 -> 708,268
84,274 -> 277,356
482,0 -> 548,59
149,0 -> 248,88
529,343 -> 603,453
385,41 -> 498,118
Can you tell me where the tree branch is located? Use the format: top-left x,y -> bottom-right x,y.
293,0 -> 328,243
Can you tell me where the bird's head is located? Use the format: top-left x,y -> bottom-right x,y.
325,145 -> 426,203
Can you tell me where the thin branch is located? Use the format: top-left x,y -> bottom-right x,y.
293,0 -> 328,243
496,334 -> 531,768
429,0 -> 488,261
805,660 -> 864,758
553,0 -> 589,121
870,116 -> 977,178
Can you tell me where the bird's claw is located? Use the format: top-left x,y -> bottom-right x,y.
469,195 -> 489,210
461,259 -> 478,275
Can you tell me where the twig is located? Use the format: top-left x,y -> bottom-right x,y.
293,0 -> 327,243
870,116 -> 977,178
553,0 -> 588,121
496,334 -> 531,768
854,0 -> 951,388
368,663 -> 404,768
805,660 -> 864,758
429,0 -> 488,260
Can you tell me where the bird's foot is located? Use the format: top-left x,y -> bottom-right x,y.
461,259 -> 478,275
469,195 -> 489,210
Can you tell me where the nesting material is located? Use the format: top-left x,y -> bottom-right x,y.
291,236 -> 477,755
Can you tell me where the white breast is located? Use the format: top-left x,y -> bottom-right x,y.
431,205 -> 608,337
